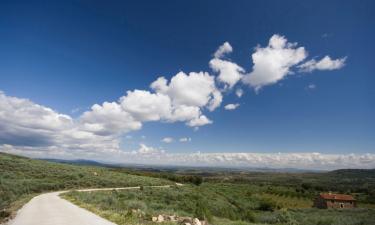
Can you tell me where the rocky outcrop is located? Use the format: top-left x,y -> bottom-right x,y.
151,214 -> 208,225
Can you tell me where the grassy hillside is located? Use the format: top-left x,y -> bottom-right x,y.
111,166 -> 375,205
63,184 -> 375,225
0,152 -> 171,222
62,167 -> 375,225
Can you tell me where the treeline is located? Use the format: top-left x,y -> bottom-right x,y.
111,168 -> 203,185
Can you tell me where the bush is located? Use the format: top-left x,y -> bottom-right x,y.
242,210 -> 255,223
257,199 -> 277,211
316,219 -> 333,225
194,199 -> 212,222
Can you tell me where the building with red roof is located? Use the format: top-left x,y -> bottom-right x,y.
313,193 -> 357,209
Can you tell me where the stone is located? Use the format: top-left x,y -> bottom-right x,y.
168,215 -> 177,221
179,217 -> 192,223
157,214 -> 164,222
151,216 -> 157,222
193,218 -> 202,225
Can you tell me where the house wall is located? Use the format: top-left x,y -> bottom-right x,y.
313,197 -> 328,209
326,200 -> 356,209
313,197 -> 356,209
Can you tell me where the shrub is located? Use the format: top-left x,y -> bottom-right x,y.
194,199 -> 212,222
257,199 -> 277,211
316,219 -> 333,225
242,210 -> 255,223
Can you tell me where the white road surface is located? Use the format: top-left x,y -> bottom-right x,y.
7,185 -> 171,225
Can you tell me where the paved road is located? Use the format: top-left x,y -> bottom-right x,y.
7,185 -> 171,225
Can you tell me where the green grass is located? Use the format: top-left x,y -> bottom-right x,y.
0,152 -> 171,222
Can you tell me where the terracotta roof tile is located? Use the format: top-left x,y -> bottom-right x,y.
319,193 -> 355,201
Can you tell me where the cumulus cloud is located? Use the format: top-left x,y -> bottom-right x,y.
213,41 -> 233,58
224,103 -> 240,110
149,71 -> 221,124
242,34 -> 307,91
187,115 -> 212,127
0,92 -> 125,157
298,56 -> 346,72
80,101 -> 141,136
152,72 -> 220,108
161,137 -> 173,143
210,42 -> 245,89
120,90 -> 171,122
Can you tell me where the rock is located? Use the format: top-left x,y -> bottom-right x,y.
168,215 -> 177,221
179,217 -> 192,223
193,218 -> 202,225
151,216 -> 158,222
184,223 -> 191,225
157,214 -> 164,222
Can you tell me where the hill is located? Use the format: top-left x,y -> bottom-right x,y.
0,152 -> 171,222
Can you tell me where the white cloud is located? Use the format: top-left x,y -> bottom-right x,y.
0,92 -> 124,156
242,34 -> 307,91
207,89 -> 223,112
161,137 -> 173,143
213,41 -> 233,58
2,141 -> 375,170
145,152 -> 375,170
210,42 -> 245,89
299,56 -> 346,72
187,115 -> 212,127
80,101 -> 141,136
179,137 -> 191,142
210,58 -> 245,89
167,105 -> 199,122
306,84 -> 316,90
153,72 -> 221,109
150,77 -> 168,93
235,88 -> 243,98
120,90 -> 171,122
224,103 -> 240,110
134,143 -> 165,155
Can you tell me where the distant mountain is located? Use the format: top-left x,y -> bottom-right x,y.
38,158 -> 321,173
40,158 -> 114,167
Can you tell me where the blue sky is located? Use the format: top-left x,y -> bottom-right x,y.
0,0 -> 374,169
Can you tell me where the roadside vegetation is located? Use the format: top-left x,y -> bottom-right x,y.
63,183 -> 375,225
0,153 -> 171,222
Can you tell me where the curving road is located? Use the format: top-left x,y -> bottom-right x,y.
7,185 -> 172,225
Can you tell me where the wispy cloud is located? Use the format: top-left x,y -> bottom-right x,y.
179,137 -> 191,142
224,103 -> 240,110
161,137 -> 174,143
298,56 -> 346,72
